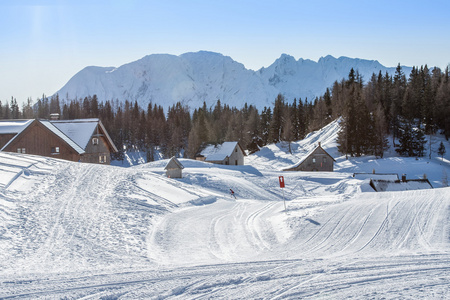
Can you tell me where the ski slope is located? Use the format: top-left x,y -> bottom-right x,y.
1,120 -> 450,299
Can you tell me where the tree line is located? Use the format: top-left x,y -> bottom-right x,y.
333,65 -> 450,158
0,92 -> 326,161
1,63 -> 449,161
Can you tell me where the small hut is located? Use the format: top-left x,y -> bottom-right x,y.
165,156 -> 184,178
283,142 -> 335,172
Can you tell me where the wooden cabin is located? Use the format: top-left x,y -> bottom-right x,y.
0,118 -> 117,164
195,142 -> 245,165
283,143 -> 335,172
165,156 -> 184,178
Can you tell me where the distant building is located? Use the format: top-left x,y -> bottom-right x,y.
369,174 -> 433,192
283,143 -> 335,172
165,156 -> 184,178
0,118 -> 117,164
195,142 -> 245,165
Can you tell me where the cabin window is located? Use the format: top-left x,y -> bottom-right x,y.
51,147 -> 60,154
99,155 -> 107,164
323,157 -> 327,163
17,148 -> 26,153
312,158 -> 316,163
235,148 -> 237,153
92,137 -> 99,145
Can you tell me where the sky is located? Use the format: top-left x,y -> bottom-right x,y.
1,0 -> 449,105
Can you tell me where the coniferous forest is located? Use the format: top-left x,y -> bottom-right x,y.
1,64 -> 449,161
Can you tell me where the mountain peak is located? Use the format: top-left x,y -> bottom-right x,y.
55,52 -> 411,111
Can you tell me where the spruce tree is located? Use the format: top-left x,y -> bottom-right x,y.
438,141 -> 446,161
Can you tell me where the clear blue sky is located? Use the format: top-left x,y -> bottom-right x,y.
1,0 -> 449,105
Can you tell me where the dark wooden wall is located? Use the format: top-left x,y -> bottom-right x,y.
3,121 -> 80,162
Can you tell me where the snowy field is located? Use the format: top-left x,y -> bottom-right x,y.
1,120 -> 449,299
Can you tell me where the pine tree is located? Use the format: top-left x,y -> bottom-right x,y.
269,94 -> 285,143
396,119 -> 427,157
413,123 -> 427,157
245,107 -> 262,154
396,120 -> 415,156
438,141 -> 446,161
260,106 -> 272,146
372,104 -> 389,158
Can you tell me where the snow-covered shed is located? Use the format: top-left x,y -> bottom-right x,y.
195,142 -> 245,165
283,143 -> 335,172
165,156 -> 184,178
0,118 -> 117,164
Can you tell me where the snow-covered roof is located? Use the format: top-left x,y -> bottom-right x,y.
51,119 -> 99,150
370,179 -> 433,192
165,156 -> 184,170
0,120 -> 33,134
200,142 -> 240,162
0,118 -> 116,155
353,173 -> 399,181
40,121 -> 85,154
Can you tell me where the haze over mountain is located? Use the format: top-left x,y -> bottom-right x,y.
56,51 -> 412,110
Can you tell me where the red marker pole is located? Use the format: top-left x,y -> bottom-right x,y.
279,176 -> 286,212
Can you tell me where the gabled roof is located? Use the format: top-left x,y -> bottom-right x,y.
50,119 -> 99,150
50,119 -> 118,153
283,144 -> 335,171
0,118 -> 117,154
0,119 -> 33,135
165,156 -> 184,170
0,119 -> 86,154
40,121 -> 85,154
198,142 -> 245,162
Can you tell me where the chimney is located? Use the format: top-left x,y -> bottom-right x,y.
372,169 -> 375,174
318,142 -> 321,147
423,174 -> 427,180
402,174 -> 407,182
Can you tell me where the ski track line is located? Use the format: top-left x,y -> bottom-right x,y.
263,259 -> 357,300
301,206 -> 355,255
394,197 -> 430,250
336,203 -> 380,254
356,204 -> 395,253
298,209 -> 341,250
270,256 -> 450,299
245,201 -> 277,252
207,207 -> 238,261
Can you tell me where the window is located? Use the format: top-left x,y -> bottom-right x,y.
51,147 -> 60,154
92,138 -> 99,145
99,155 -> 107,164
17,148 -> 26,153
312,158 -> 316,163
323,157 -> 327,163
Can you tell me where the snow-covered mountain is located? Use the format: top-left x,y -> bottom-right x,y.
56,51 -> 411,110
